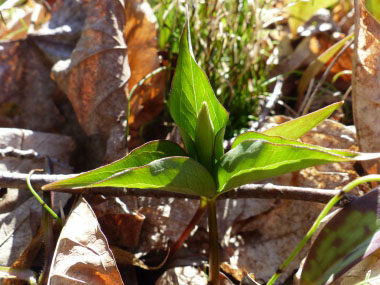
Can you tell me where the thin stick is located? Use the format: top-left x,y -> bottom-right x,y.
0,171 -> 356,206
301,38 -> 354,115
168,197 -> 207,260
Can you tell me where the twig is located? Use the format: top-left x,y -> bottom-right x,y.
301,38 -> 354,115
253,75 -> 284,131
0,147 -> 41,159
0,147 -> 70,170
0,171 -> 356,206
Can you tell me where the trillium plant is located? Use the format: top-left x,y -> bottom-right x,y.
43,18 -> 380,284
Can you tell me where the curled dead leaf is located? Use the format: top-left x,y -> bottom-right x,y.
48,197 -> 123,285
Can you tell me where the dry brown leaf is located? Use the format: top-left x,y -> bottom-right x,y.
110,245 -> 168,270
124,0 -> 165,149
52,0 -> 129,163
336,249 -> 380,284
92,197 -> 145,248
0,41 -> 65,132
155,266 -> 208,285
0,128 -> 74,266
48,197 -> 123,285
353,0 -> 380,174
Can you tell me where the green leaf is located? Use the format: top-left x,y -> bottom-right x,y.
195,102 -> 214,171
263,102 -> 343,139
364,0 -> 380,25
83,157 -> 216,198
214,127 -> 226,161
216,140 -> 379,193
42,140 -> 186,190
179,126 -> 198,159
168,20 -> 228,142
232,131 -> 354,158
297,33 -> 353,98
300,189 -> 380,285
287,0 -> 338,36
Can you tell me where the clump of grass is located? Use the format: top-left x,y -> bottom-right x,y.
150,0 -> 278,138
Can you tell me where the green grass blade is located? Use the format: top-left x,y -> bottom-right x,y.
262,102 -> 343,139
42,140 -> 186,190
297,34 -> 353,98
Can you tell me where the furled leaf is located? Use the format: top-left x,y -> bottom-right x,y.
43,140 -> 186,190
82,157 -> 216,198
195,102 -> 214,172
262,102 -> 343,140
297,33 -> 353,98
216,140 -> 380,193
300,188 -> 380,285
168,20 -> 228,143
287,0 -> 338,36
364,0 -> 380,24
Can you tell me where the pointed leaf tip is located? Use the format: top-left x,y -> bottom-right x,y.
168,18 -> 228,145
263,101 -> 343,140
42,140 -> 186,190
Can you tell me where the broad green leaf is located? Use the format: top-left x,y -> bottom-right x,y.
364,0 -> 380,25
195,102 -> 214,171
287,0 -> 338,36
300,189 -> 380,285
298,33 -> 353,98
262,102 -> 343,140
232,131 -> 354,158
216,140 -> 380,193
43,140 -> 186,190
168,20 -> 228,142
83,157 -> 216,198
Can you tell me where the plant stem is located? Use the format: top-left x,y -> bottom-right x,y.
267,174 -> 380,285
207,198 -> 219,285
27,170 -> 62,226
168,197 -> 207,260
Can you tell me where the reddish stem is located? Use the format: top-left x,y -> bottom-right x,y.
168,197 -> 207,260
